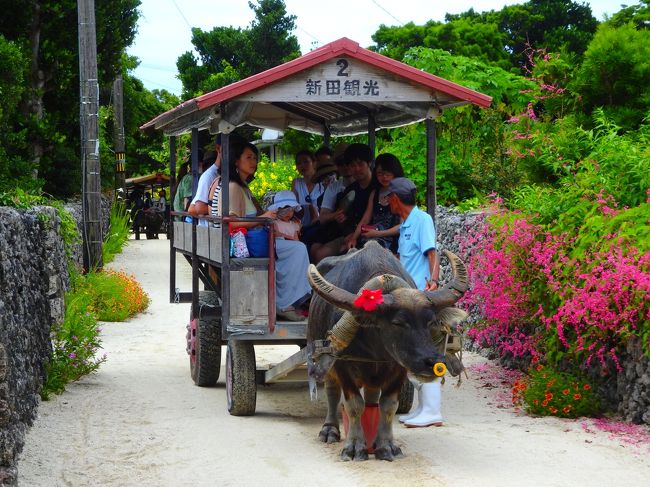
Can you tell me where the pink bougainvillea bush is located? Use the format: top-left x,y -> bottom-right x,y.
459,100 -> 649,421
462,195 -> 649,373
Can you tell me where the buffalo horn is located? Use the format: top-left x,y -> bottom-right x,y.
307,264 -> 359,312
425,250 -> 469,308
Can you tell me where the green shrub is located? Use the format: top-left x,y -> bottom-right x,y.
513,364 -> 601,418
102,202 -> 131,264
41,268 -> 149,399
42,274 -> 106,400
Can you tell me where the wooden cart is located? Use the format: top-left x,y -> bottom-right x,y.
141,38 -> 491,416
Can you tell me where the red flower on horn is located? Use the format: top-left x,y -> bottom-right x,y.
353,288 -> 384,312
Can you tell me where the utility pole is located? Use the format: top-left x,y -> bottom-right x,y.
113,75 -> 126,199
78,0 -> 103,271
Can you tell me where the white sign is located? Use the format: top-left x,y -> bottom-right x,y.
236,57 -> 435,103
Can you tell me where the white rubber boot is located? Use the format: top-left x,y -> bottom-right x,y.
403,379 -> 443,427
398,381 -> 422,423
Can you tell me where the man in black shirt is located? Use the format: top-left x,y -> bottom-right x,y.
310,143 -> 376,263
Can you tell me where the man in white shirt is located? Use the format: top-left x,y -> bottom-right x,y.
188,137 -> 221,226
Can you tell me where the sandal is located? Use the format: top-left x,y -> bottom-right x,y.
276,308 -> 305,322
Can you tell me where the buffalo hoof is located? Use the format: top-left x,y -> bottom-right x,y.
318,424 -> 340,443
340,442 -> 369,462
373,443 -> 404,461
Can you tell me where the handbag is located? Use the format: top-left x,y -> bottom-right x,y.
245,227 -> 269,257
229,227 -> 250,258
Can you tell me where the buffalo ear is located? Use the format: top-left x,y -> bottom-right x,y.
435,307 -> 468,328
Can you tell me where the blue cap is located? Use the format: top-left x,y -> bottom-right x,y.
387,177 -> 416,198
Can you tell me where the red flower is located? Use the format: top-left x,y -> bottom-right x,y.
545,392 -> 553,400
562,389 -> 570,395
352,288 -> 384,312
573,393 -> 582,400
583,384 -> 591,391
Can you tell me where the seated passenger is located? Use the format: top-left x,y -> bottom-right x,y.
215,142 -> 311,322
316,142 -> 353,226
291,150 -> 324,227
310,143 -> 376,263
314,145 -> 332,167
269,190 -> 302,241
173,161 -> 192,219
345,153 -> 404,253
188,142 -> 221,226
154,189 -> 167,212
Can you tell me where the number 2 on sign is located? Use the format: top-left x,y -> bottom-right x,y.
336,59 -> 349,77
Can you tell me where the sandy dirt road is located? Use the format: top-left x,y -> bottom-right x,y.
18,239 -> 650,486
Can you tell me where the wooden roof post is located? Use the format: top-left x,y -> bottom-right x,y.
426,117 -> 437,224
169,135 -> 177,304
191,128 -> 200,194
323,125 -> 331,148
368,113 -> 376,160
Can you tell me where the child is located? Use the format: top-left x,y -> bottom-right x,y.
268,190 -> 302,240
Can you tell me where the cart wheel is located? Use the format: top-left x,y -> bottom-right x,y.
226,340 -> 257,416
187,292 -> 222,386
396,379 -> 415,414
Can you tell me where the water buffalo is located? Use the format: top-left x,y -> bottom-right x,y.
307,241 -> 468,461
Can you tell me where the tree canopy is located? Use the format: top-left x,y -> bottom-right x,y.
372,0 -> 598,72
177,0 -> 300,99
0,0 -> 179,197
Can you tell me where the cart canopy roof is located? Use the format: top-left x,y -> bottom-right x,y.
125,172 -> 170,188
141,37 -> 492,137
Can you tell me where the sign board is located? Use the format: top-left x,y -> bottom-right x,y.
235,57 -> 436,103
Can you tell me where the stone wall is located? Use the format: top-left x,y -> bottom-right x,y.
0,207 -> 68,486
435,205 -> 650,426
0,199 -> 110,486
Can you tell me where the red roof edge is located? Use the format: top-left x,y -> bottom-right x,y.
195,37 -> 492,111
141,37 -> 492,131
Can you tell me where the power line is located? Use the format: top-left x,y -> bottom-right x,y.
170,0 -> 193,30
297,25 -> 321,44
138,62 -> 179,73
136,75 -> 180,93
368,0 -> 403,25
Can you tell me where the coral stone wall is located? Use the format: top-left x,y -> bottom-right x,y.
0,207 -> 67,486
0,199 -> 110,486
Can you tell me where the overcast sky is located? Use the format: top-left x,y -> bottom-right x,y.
127,0 -> 622,96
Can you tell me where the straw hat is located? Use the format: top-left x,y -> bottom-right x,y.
332,142 -> 349,164
313,161 -> 338,183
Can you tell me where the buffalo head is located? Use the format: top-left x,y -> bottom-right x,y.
307,250 -> 468,381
